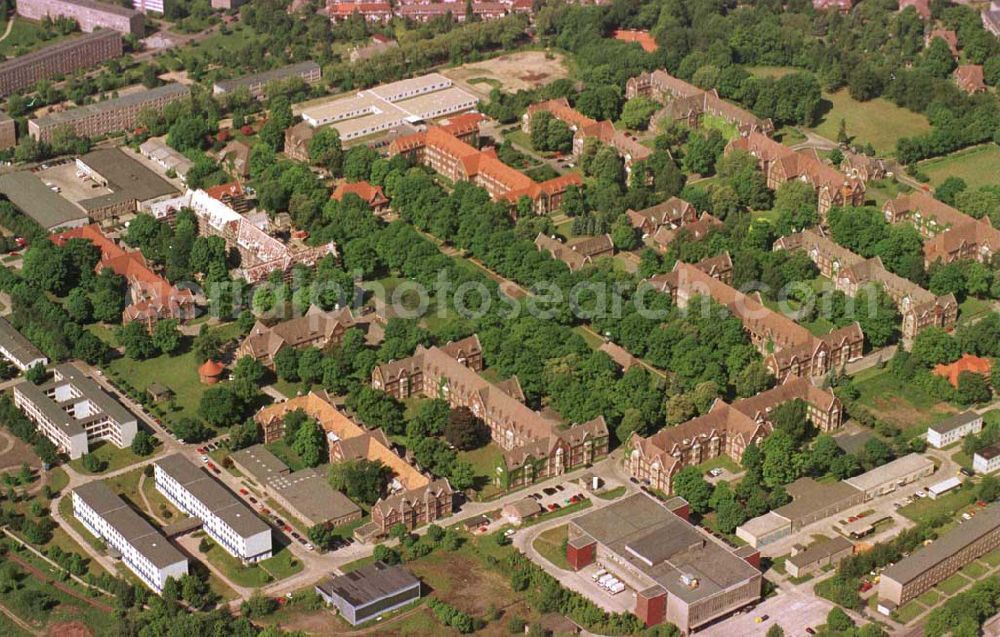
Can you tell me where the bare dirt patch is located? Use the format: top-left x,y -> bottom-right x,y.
0,430 -> 40,473
443,51 -> 570,97
48,620 -> 93,637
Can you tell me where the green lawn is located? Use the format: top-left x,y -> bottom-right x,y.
917,589 -> 940,606
0,610 -> 31,637
259,547 -> 304,581
938,572 -> 970,596
265,439 -> 306,472
695,455 -> 742,475
810,90 -> 931,156
958,296 -> 993,326
919,145 -> 1000,191
895,599 -> 926,624
201,538 -> 273,588
961,560 -> 988,579
596,486 -> 626,500
0,17 -> 70,59
747,66 -> 799,79
532,525 -> 570,570
68,441 -> 154,475
898,488 -> 976,525
701,114 -> 739,140
983,547 -> 1000,567
457,443 -> 503,496
104,323 -> 241,429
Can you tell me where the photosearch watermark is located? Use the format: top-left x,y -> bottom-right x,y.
158,268 -> 883,328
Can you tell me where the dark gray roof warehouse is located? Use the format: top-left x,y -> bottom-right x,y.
315,562 -> 421,625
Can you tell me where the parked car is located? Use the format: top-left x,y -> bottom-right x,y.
248,497 -> 257,504
239,489 -> 248,496
960,467 -> 974,477
212,467 -> 221,475
200,456 -> 209,463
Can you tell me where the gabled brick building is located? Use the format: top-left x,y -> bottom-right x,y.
389,126 -> 581,214
236,306 -> 355,368
625,70 -> 773,136
727,133 -> 865,220
774,229 -> 957,339
627,378 -> 842,494
51,225 -> 195,328
372,335 -> 609,488
840,151 -> 888,183
883,193 -> 1000,266
331,181 -> 390,214
647,260 -> 864,379
534,233 -> 614,271
521,98 -> 653,172
358,479 -> 454,540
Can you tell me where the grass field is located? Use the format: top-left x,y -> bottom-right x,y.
695,455 -> 742,474
895,600 -> 926,624
959,297 -> 994,326
701,114 -> 739,141
533,525 -> 570,570
811,90 -> 931,156
917,590 -> 940,606
457,444 -> 503,497
898,487 -> 976,525
919,145 -> 1000,191
983,548 -> 1000,567
202,539 -> 273,588
853,366 -> 958,435
596,486 -> 626,500
0,17 -> 68,59
961,560 -> 988,579
938,572 -> 970,596
104,323 -> 242,429
68,441 -> 154,475
0,554 -> 117,635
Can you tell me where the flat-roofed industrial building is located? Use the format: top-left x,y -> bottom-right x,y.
566,493 -> 762,631
845,453 -> 936,501
786,536 -> 854,578
315,562 -> 421,625
298,73 -> 477,142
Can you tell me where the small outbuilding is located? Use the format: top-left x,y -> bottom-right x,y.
198,359 -> 225,385
147,382 -> 173,402
502,497 -> 543,525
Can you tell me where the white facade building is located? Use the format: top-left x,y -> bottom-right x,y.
13,363 -> 137,459
0,317 -> 48,372
72,480 -> 187,593
154,453 -> 272,563
927,411 -> 983,449
975,444 -> 1000,475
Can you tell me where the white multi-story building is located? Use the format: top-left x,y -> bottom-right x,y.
154,453 -> 272,563
0,317 -> 48,372
72,480 -> 187,593
927,411 -> 983,449
975,444 -> 1000,475
13,363 -> 137,459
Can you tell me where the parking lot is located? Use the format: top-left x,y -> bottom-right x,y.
193,442 -> 333,553
700,588 -> 834,637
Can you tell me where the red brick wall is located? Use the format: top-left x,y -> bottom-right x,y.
635,589 -> 667,627
566,541 -> 595,570
669,501 -> 690,522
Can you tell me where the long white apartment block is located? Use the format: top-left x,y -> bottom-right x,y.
13,363 -> 137,459
72,480 -> 187,593
154,453 -> 272,563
